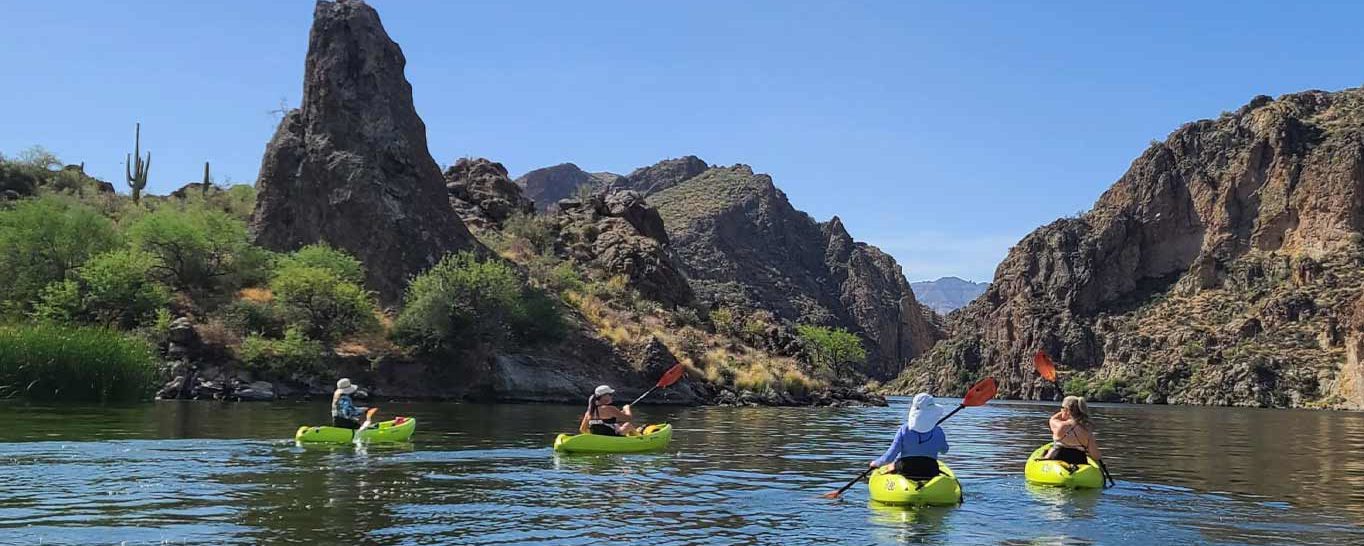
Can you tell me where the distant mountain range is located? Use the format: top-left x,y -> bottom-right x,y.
910,277 -> 988,315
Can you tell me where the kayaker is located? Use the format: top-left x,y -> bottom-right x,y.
579,385 -> 636,436
1043,395 -> 1102,465
868,393 -> 949,479
331,378 -> 368,430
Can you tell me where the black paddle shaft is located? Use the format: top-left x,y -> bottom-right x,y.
934,404 -> 965,427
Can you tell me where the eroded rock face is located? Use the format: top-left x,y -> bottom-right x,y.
250,0 -> 482,304
443,157 -> 535,231
649,164 -> 941,380
892,89 -> 1364,408
515,163 -> 624,211
554,191 -> 694,307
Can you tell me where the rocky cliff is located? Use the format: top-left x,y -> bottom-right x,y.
648,163 -> 940,379
912,277 -> 989,315
444,157 -> 535,231
891,89 -> 1364,409
515,163 -> 624,211
249,0 -> 482,304
553,191 -> 694,307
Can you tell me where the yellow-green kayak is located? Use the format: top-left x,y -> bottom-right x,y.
552,424 -> 672,453
867,460 -> 962,506
295,417 -> 416,444
1024,442 -> 1103,489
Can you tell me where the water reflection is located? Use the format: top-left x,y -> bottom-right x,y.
0,399 -> 1361,544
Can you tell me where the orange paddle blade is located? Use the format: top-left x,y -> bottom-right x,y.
1034,351 -> 1058,382
962,377 -> 997,407
656,363 -> 685,388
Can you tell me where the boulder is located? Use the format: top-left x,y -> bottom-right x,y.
235,381 -> 276,402
443,157 -> 535,231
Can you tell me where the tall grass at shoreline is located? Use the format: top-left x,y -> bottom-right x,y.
0,324 -> 157,402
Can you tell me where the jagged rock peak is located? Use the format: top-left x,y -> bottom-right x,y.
250,0 -> 482,304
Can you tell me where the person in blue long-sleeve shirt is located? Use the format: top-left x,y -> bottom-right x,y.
869,393 -> 949,479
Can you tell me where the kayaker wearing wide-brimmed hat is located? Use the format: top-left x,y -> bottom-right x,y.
331,378 -> 368,430
1044,395 -> 1102,465
869,392 -> 950,479
578,385 -> 636,436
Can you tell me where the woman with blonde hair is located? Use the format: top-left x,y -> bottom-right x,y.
1044,395 -> 1101,465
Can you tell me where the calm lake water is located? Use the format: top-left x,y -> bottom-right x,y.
0,398 -> 1361,545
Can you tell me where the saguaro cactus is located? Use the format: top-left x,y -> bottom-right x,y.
126,123 -> 151,203
202,161 -> 212,197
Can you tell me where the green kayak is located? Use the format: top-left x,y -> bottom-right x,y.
553,423 -> 672,453
295,417 -> 416,444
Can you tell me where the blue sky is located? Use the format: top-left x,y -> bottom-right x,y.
3,1 -> 1362,282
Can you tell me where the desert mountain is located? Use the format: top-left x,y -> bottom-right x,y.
646,162 -> 941,380
890,89 -> 1364,409
911,277 -> 989,315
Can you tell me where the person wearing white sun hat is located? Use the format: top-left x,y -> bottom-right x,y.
868,392 -> 950,479
577,385 -> 636,436
331,378 -> 368,429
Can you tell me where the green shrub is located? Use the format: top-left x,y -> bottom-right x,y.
1063,376 -> 1090,397
33,249 -> 170,329
796,324 -> 867,374
546,262 -> 585,294
710,307 -> 740,337
270,265 -> 377,343
218,299 -> 285,338
503,211 -> 556,254
274,243 -> 365,285
0,196 -> 121,316
393,252 -> 564,354
0,159 -> 44,196
125,206 -> 252,293
741,310 -> 775,343
239,327 -> 324,376
0,324 -> 156,402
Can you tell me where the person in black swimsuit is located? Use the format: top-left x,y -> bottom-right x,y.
1043,395 -> 1101,466
578,385 -> 637,436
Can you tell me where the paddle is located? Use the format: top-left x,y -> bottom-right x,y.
355,407 -> 379,436
629,363 -> 686,406
821,376 -> 998,500
1033,351 -> 1116,488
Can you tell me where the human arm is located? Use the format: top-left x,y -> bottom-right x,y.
937,428 -> 949,455
579,411 -> 590,434
1049,413 -> 1070,439
869,426 -> 907,468
1085,430 -> 1102,460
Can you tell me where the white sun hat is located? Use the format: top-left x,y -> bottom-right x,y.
336,378 -> 358,395
906,393 -> 944,433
